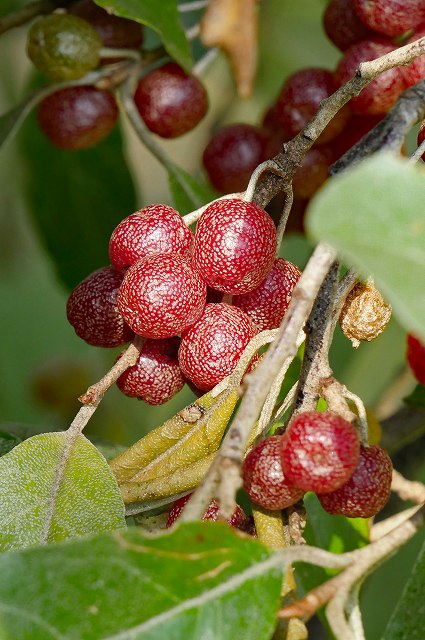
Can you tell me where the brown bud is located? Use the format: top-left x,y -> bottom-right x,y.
339,279 -> 392,348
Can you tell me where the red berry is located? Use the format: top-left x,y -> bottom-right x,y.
318,445 -> 393,517
280,411 -> 360,494
335,38 -> 407,115
323,0 -> 376,51
134,62 -> 208,138
242,436 -> 304,510
233,258 -> 301,331
109,204 -> 193,270
292,147 -> 333,199
331,113 -> 384,160
117,253 -> 206,339
275,68 -> 351,144
166,494 -> 249,529
66,266 -> 133,347
69,0 -> 143,49
407,334 -> 425,385
403,26 -> 425,88
116,337 -> 185,405
178,303 -> 257,391
192,198 -> 277,295
202,124 -> 269,193
38,86 -> 118,150
353,0 -> 425,37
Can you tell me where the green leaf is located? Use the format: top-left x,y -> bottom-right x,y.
94,0 -> 192,70
168,165 -> 218,214
382,536 -> 425,640
19,113 -> 137,289
404,384 -> 425,411
0,432 -> 126,551
0,522 -> 283,639
0,430 -> 22,456
306,152 -> 425,342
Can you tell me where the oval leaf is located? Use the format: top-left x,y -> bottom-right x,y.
0,432 -> 126,551
94,0 -> 192,70
0,522 -> 283,639
306,153 -> 425,341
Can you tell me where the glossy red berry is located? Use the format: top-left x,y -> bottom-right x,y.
407,334 -> 425,385
37,86 -> 118,150
202,124 -> 269,193
233,258 -> 301,331
116,337 -> 185,405
323,0 -> 375,51
134,62 -> 208,138
335,38 -> 407,114
318,445 -> 393,518
117,253 -> 206,339
66,266 -> 133,347
166,493 -> 249,529
178,303 -> 257,391
69,0 -> 143,49
242,436 -> 304,510
275,68 -> 350,144
353,0 -> 425,37
192,198 -> 277,295
280,411 -> 360,494
292,147 -> 333,199
109,204 -> 193,270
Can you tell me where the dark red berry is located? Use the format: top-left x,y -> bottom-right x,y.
38,86 -> 118,150
117,253 -> 206,339
323,0 -> 376,51
202,124 -> 269,193
292,147 -> 333,199
280,411 -> 360,494
66,266 -> 133,347
69,0 -> 143,49
134,62 -> 208,138
335,38 -> 407,114
233,258 -> 301,331
353,0 -> 425,37
192,198 -> 277,295
318,445 -> 393,518
178,303 -> 257,391
166,493 -> 249,529
331,113 -> 384,160
116,337 -> 185,405
407,334 -> 425,385
275,68 -> 351,144
242,436 -> 304,510
109,204 -> 193,270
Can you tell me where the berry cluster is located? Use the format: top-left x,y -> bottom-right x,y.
67,197 -> 301,404
242,410 -> 393,519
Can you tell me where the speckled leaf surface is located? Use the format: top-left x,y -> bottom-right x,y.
0,432 -> 126,551
0,522 -> 283,639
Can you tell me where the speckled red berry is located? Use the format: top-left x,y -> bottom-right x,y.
407,334 -> 425,385
192,198 -> 277,295
242,436 -> 304,510
166,493 -> 249,529
318,445 -> 393,517
280,411 -> 360,494
335,38 -> 407,114
116,337 -> 185,405
178,303 -> 257,391
66,266 -> 133,347
134,62 -> 208,138
353,0 -> 425,37
233,258 -> 301,331
117,253 -> 206,339
38,86 -> 118,150
109,204 -> 193,270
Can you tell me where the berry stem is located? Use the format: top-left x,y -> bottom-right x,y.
243,159 -> 286,203
178,0 -> 209,11
343,388 -> 369,444
391,469 -> 425,504
99,47 -> 141,62
275,187 -> 294,251
193,48 -> 219,77
409,136 -> 425,164
182,193 -> 243,227
79,336 -> 146,405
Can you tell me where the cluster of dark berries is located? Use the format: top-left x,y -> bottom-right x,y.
67,198 -> 301,405
202,0 -> 425,229
242,410 -> 393,519
27,2 -> 208,149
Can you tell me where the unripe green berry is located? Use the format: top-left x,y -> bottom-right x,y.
27,14 -> 102,81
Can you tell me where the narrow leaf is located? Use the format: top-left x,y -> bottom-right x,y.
306,153 -> 425,341
0,432 -> 126,551
0,522 -> 283,640
168,165 -> 218,214
94,0 -> 192,70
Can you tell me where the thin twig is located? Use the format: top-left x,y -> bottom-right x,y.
391,469 -> 425,504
